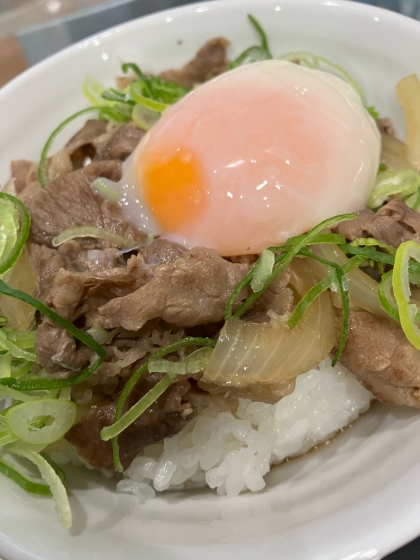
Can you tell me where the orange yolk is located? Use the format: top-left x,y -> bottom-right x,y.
138,149 -> 207,233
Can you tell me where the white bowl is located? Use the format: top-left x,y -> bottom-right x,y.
1,1 -> 420,558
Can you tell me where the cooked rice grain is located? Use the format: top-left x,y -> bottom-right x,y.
117,359 -> 372,501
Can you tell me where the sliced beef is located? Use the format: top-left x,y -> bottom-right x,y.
141,238 -> 188,265
92,246 -> 248,330
376,118 -> 395,137
95,122 -> 145,162
100,199 -> 143,241
11,160 -> 33,193
66,376 -> 195,471
337,200 -> 420,248
19,161 -> 146,247
51,253 -> 150,320
340,311 -> 420,407
66,119 -> 108,168
29,244 -> 69,306
159,38 -> 230,88
259,268 -> 294,316
35,318 -> 93,374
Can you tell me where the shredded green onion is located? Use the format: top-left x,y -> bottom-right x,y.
349,237 -> 396,255
122,63 -> 189,103
378,269 -> 400,321
392,241 -> 420,349
0,457 -> 52,495
52,227 -> 138,249
132,104 -> 161,131
250,249 -> 275,292
296,247 -> 350,366
367,106 -> 379,120
11,448 -> 72,528
148,347 -> 214,379
38,106 -> 129,189
0,193 -> 31,275
288,254 -> 366,330
92,178 -> 121,202
230,14 -> 272,69
130,82 -> 168,112
0,281 -> 105,391
277,232 -> 346,249
280,52 -> 364,100
102,337 -> 217,472
339,244 -> 420,276
232,213 -> 357,320
368,169 -> 420,209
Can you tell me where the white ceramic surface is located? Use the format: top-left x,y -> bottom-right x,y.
1,1 -> 420,559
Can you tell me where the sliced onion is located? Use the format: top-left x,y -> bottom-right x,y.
396,75 -> 420,171
202,259 -> 336,387
311,244 -> 387,318
381,134 -> 414,171
0,247 -> 36,331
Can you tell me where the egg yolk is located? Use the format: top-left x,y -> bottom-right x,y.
139,149 -> 207,233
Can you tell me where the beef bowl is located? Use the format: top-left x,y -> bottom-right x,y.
1,1 -> 420,559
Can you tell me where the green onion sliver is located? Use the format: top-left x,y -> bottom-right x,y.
340,243 -> 420,275
0,458 -> 52,495
349,237 -> 396,255
280,52 -> 363,100
317,56 -> 364,100
0,280 -> 105,391
130,82 -> 168,112
297,247 -> 350,366
38,107 -> 101,189
233,213 -> 357,319
93,179 -> 121,202
376,269 -> 419,323
0,385 -> 39,402
0,434 -> 17,446
287,255 -> 365,365
102,374 -> 172,444
368,169 -> 420,210
230,14 -> 271,69
276,232 -> 346,249
11,448 -> 72,528
0,193 -> 31,275
103,337 -> 217,472
148,347 -> 214,379
0,200 -> 17,267
392,241 -> 420,349
248,14 -> 271,54
52,227 -> 137,249
5,399 -> 77,446
0,330 -> 37,362
250,249 -> 275,292
132,104 -> 161,131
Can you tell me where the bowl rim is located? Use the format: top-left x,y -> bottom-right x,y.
1,0 -> 420,101
2,0 -> 420,558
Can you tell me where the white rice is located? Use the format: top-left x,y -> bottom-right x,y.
117,359 -> 372,502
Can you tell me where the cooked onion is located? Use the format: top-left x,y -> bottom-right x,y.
311,244 -> 387,317
202,259 -> 336,387
0,247 -> 36,331
381,134 -> 415,171
396,75 -> 420,171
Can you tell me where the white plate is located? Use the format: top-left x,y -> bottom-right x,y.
1,1 -> 420,558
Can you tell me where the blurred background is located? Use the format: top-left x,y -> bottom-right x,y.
1,0 -> 420,86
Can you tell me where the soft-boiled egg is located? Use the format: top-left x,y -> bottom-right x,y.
112,60 -> 380,256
